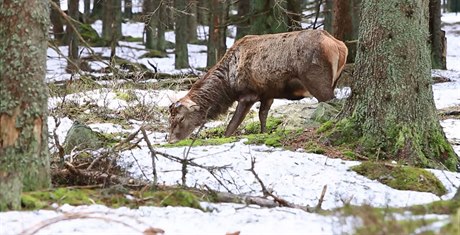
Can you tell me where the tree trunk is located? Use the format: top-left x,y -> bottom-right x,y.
84,0 -> 91,22
0,0 -> 51,210
332,0 -> 458,170
323,0 -> 334,32
429,0 -> 447,69
249,0 -> 288,35
91,0 -> 104,20
50,0 -> 64,43
66,0 -> 81,73
197,0 -> 209,25
235,0 -> 250,39
332,0 -> 361,63
144,0 -> 156,49
156,0 -> 167,52
103,0 -> 122,45
187,0 -> 198,43
124,0 -> 133,19
207,0 -> 228,67
286,0 -> 302,31
174,0 -> 190,69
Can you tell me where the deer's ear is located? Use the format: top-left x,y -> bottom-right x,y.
189,105 -> 200,112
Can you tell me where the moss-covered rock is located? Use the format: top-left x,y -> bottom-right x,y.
352,162 -> 447,196
79,23 -> 106,46
311,102 -> 340,123
63,121 -> 108,154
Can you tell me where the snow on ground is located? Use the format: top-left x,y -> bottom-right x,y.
2,12 -> 460,235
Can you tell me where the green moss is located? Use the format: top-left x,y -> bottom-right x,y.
79,23 -> 106,47
115,90 -> 137,102
21,194 -> 46,210
21,188 -> 93,210
159,190 -> 202,210
317,120 -> 334,133
342,150 -> 356,160
304,141 -> 326,154
409,200 -> 460,215
122,36 -> 143,42
242,117 -> 283,134
162,136 -> 239,147
440,208 -> 460,235
352,162 -> 447,196
139,50 -> 168,59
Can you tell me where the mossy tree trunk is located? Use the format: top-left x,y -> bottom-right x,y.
332,0 -> 458,170
174,0 -> 190,69
0,0 -> 51,210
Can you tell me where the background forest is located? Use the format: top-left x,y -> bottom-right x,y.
1,0 -> 460,234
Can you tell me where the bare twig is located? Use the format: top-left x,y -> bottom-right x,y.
315,185 -> 328,211
140,127 -> 158,186
19,212 -> 147,235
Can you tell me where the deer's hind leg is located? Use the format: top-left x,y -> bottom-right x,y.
259,98 -> 274,133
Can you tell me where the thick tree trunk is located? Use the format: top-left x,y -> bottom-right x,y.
331,0 -> 360,63
429,0 -> 447,69
207,0 -> 228,67
333,0 -> 458,170
0,0 -> 51,210
174,0 -> 190,69
156,0 -> 167,52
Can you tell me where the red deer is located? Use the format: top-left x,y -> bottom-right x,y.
168,30 -> 348,143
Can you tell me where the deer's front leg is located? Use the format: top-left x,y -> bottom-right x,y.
225,97 -> 256,137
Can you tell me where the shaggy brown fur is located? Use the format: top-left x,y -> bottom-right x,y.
168,29 -> 348,143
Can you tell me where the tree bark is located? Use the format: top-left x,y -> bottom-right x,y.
207,0 -> 228,67
331,0 -> 360,63
144,0 -> 156,49
103,0 -> 122,45
429,0 -> 446,69
66,0 -> 81,73
187,0 -> 198,43
235,0 -> 250,39
0,0 -> 51,210
84,0 -> 91,22
333,0 -> 458,170
174,0 -> 190,69
50,0 -> 64,43
249,0 -> 288,35
124,0 -> 133,19
286,0 -> 302,31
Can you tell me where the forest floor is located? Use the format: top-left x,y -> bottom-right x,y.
1,10 -> 460,235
